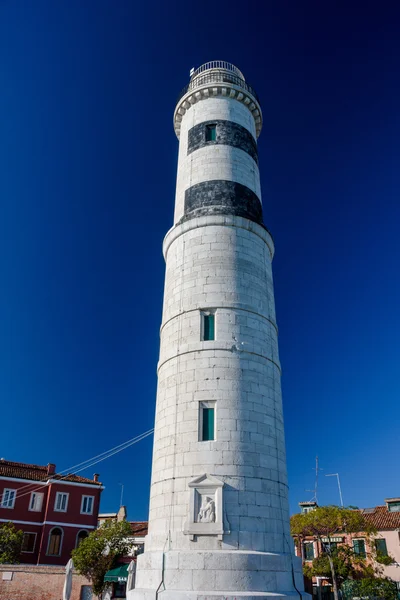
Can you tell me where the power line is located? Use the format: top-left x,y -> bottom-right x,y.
0,428 -> 154,506
0,428 -> 153,504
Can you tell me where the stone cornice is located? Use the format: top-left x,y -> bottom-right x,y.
174,83 -> 263,139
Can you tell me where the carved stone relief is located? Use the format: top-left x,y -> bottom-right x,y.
184,473 -> 226,540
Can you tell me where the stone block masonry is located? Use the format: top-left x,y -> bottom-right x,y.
129,61 -> 310,599
188,119 -> 259,164
181,180 -> 263,225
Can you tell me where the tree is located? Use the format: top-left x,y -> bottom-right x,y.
291,506 -> 375,600
342,577 -> 398,600
310,545 -> 357,583
304,544 -> 377,584
0,522 -> 23,563
72,519 -> 133,599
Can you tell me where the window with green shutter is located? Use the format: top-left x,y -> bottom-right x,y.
205,124 -> 216,142
323,541 -> 338,553
375,538 -> 388,556
353,539 -> 366,558
203,313 -> 215,341
304,542 -> 314,561
202,408 -> 215,441
199,402 -> 216,441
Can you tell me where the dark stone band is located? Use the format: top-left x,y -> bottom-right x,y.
180,180 -> 263,226
187,120 -> 258,164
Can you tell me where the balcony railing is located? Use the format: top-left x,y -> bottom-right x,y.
176,70 -> 260,106
190,61 -> 245,80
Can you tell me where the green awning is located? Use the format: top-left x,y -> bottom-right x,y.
104,564 -> 129,582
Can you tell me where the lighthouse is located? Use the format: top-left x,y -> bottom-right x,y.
129,61 -> 309,600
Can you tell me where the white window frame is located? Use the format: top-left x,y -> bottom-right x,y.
29,492 -> 44,512
46,526 -> 64,556
198,400 -> 216,442
303,541 -> 315,561
1,489 -> 16,509
352,538 -> 366,557
54,492 -> 69,513
80,495 -> 94,515
21,531 -> 37,553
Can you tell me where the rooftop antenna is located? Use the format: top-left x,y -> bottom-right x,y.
305,456 -> 321,504
119,483 -> 124,507
326,473 -> 344,507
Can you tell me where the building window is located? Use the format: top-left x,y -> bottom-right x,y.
80,586 -> 92,600
353,539 -> 366,558
81,495 -> 94,515
76,530 -> 89,548
303,542 -> 315,561
322,541 -> 338,553
47,527 -> 63,556
54,492 -> 68,512
29,492 -> 44,512
375,538 -> 388,556
21,532 -> 37,553
205,124 -> 216,142
201,312 -> 215,341
114,581 -> 127,598
199,401 -> 215,441
388,501 -> 400,512
1,489 -> 16,509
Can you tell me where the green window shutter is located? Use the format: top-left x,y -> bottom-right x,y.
202,408 -> 215,441
354,539 -> 366,557
304,543 -> 314,560
206,125 -> 216,142
204,314 -> 215,340
375,539 -> 388,556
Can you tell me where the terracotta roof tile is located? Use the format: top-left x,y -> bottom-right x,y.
0,459 -> 101,486
130,521 -> 148,537
362,505 -> 400,530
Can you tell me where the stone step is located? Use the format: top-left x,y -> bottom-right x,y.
128,590 -> 311,600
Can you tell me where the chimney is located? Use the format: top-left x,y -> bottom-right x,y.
117,505 -> 127,521
47,463 -> 56,476
93,473 -> 100,482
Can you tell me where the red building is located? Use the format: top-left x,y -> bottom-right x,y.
0,459 -> 103,565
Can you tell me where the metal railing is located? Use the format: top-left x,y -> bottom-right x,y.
176,70 -> 260,105
190,61 -> 245,80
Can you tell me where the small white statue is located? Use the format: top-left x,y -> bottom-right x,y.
198,496 -> 216,523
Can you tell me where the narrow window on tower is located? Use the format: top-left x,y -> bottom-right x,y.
201,311 -> 215,341
205,124 -> 216,142
199,401 -> 216,441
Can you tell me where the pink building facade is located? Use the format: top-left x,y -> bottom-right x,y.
295,499 -> 400,587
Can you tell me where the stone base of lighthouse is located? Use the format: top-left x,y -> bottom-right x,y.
128,549 -> 310,600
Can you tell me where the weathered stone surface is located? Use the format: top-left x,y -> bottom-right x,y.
188,119 -> 258,164
180,180 -> 263,225
130,62 -> 310,600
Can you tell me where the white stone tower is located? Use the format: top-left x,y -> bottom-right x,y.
130,61 -> 309,600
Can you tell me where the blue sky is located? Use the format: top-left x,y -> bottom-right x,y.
0,1 -> 399,519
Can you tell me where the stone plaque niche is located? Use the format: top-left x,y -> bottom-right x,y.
184,473 -> 225,540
